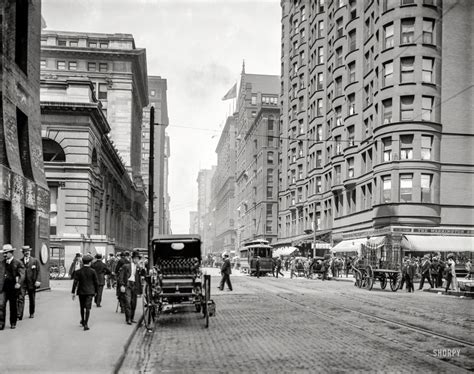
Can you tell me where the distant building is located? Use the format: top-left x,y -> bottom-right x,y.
40,79 -> 147,265
40,30 -> 148,185
189,211 -> 199,234
40,30 -> 148,260
0,0 -> 50,288
234,67 -> 280,247
142,76 -> 171,235
279,0 -> 474,257
196,167 -> 216,256
211,115 -> 238,255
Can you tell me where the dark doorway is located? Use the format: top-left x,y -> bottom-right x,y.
0,200 -> 12,245
24,207 -> 36,256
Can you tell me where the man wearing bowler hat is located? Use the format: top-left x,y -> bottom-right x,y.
2,244 -> 25,329
118,250 -> 144,325
17,245 -> 41,320
71,254 -> 98,331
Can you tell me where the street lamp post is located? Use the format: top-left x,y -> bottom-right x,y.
147,106 -> 155,270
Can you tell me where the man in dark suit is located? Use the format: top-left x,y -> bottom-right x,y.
2,244 -> 25,329
72,254 -> 98,331
91,253 -> 110,307
17,245 -> 41,320
0,247 -> 6,330
419,255 -> 433,290
115,251 -> 130,313
117,250 -> 143,325
218,253 -> 233,291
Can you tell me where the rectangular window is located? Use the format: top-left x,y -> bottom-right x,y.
88,62 -> 96,71
57,61 -> 66,70
421,135 -> 432,160
349,0 -> 357,20
317,99 -> 323,116
401,18 -> 415,44
382,176 -> 391,203
347,125 -> 355,145
400,95 -> 414,121
383,61 -> 393,86
15,0 -> 29,74
69,40 -> 78,47
422,58 -> 434,83
347,157 -> 355,178
400,174 -> 413,202
316,151 -> 322,168
348,30 -> 356,51
423,19 -> 434,44
384,23 -> 394,49
40,60 -> 46,69
57,40 -> 67,46
383,99 -> 392,124
266,186 -> 273,199
421,174 -> 432,203
317,73 -> 323,90
335,47 -> 343,68
99,63 -> 108,72
400,135 -> 413,159
318,20 -> 324,38
318,47 -> 324,64
316,177 -> 322,193
335,106 -> 342,127
88,41 -> 97,48
422,96 -> 433,121
335,76 -> 342,96
317,125 -> 322,141
383,137 -> 392,162
68,61 -> 77,70
336,18 -> 343,38
348,62 -> 356,83
400,57 -> 415,83
267,152 -> 274,165
348,94 -> 355,115
98,83 -> 108,100
100,42 -> 109,48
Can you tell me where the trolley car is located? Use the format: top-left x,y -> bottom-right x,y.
239,239 -> 273,276
352,239 -> 401,291
142,235 -> 215,330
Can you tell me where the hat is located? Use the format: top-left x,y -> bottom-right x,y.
2,244 -> 15,253
123,251 -> 130,257
82,254 -> 93,264
223,253 -> 229,257
108,253 -> 115,257
447,253 -> 454,259
95,253 -> 102,259
22,245 -> 32,252
131,250 -> 141,259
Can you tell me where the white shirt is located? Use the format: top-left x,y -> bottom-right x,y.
6,257 -> 13,265
128,262 -> 136,282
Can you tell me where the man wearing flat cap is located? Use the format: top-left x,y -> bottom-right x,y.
117,250 -> 144,325
1,244 -> 25,329
71,254 -> 98,331
17,245 -> 41,320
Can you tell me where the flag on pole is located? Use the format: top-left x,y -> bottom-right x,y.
222,83 -> 237,101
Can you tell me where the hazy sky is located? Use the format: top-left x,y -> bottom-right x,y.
41,0 -> 281,233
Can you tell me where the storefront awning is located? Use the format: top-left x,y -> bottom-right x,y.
402,235 -> 474,252
331,238 -> 367,253
273,246 -> 299,257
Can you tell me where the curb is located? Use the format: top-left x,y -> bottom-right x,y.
422,288 -> 474,298
112,313 -> 144,373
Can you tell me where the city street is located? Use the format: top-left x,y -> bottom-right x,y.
119,269 -> 473,373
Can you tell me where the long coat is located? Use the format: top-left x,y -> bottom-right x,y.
221,258 -> 232,275
91,260 -> 111,286
21,256 -> 41,290
117,263 -> 143,295
72,266 -> 99,296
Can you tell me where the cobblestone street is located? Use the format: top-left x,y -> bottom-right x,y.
119,271 -> 473,373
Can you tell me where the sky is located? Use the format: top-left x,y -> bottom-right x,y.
41,0 -> 281,233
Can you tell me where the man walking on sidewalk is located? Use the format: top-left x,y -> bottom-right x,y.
72,254 -> 98,331
118,251 -> 143,325
419,255 -> 433,290
17,245 -> 41,320
218,254 -> 233,291
91,253 -> 110,307
2,244 -> 25,329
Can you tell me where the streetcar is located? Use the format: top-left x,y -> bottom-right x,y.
239,239 -> 273,276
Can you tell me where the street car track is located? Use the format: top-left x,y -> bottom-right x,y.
244,277 -> 474,348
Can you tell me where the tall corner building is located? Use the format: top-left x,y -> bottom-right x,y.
279,0 -> 473,256
142,76 -> 171,235
0,0 -> 50,288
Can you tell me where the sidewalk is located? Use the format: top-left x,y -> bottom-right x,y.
0,280 -> 141,373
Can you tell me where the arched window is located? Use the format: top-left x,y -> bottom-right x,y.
42,138 -> 66,162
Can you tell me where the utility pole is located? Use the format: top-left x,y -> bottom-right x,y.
147,106 -> 155,270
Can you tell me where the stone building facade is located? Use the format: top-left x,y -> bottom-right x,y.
196,167 -> 215,256
142,76 -> 171,235
0,0 -> 50,287
279,0 -> 474,257
235,69 -> 280,247
41,78 -> 147,267
211,115 -> 237,255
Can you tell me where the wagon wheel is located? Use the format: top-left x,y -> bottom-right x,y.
203,274 -> 210,328
390,272 -> 401,292
142,280 -> 157,331
365,266 -> 374,291
380,274 -> 387,290
49,266 -> 59,280
353,268 -> 362,288
58,265 -> 67,279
